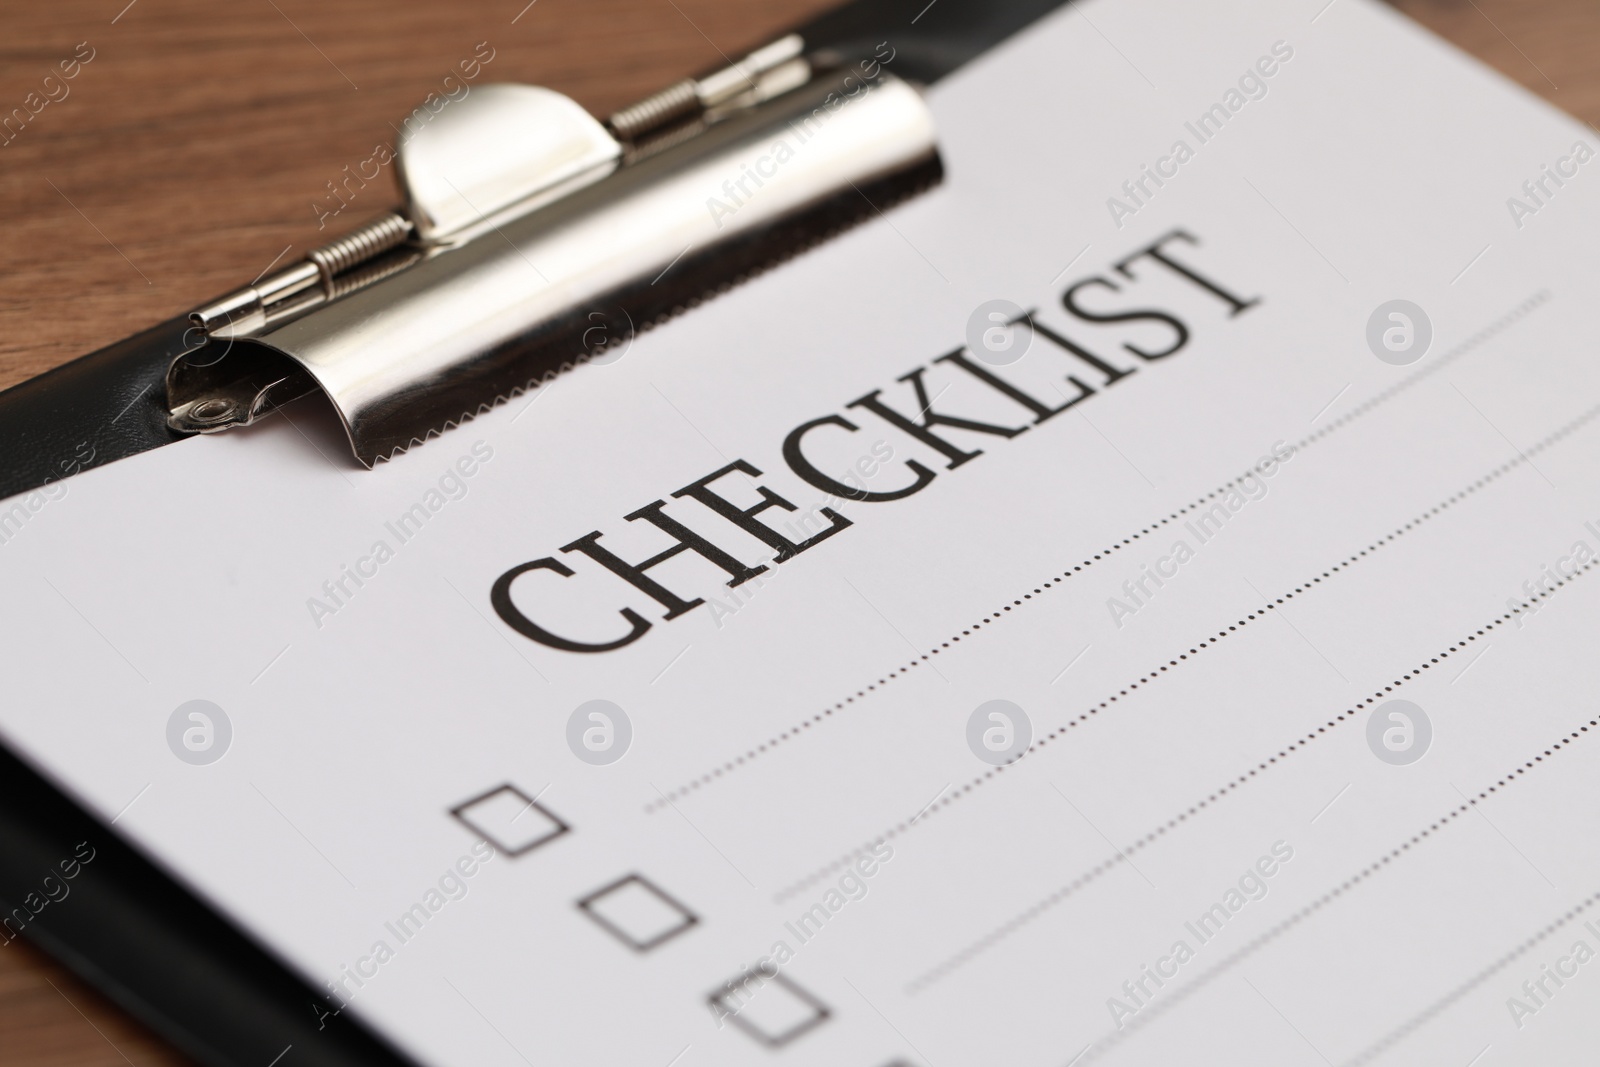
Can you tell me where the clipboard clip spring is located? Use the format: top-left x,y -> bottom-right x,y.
608,34 -> 807,143
187,213 -> 417,344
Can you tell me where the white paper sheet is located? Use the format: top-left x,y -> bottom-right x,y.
5,0 -> 1600,1063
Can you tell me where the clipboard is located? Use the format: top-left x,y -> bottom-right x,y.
11,1 -> 1598,1063
0,0 -> 1066,500
0,1 -> 1067,1063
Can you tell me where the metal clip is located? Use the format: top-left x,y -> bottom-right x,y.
187,214 -> 415,344
168,34 -> 941,464
607,35 -> 807,142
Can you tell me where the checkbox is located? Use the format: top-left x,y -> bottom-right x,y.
577,873 -> 699,952
449,784 -> 569,857
709,968 -> 830,1048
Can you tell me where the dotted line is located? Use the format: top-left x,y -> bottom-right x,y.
904,553 -> 1600,995
644,291 -> 1553,814
770,395 -> 1599,905
1073,696 -> 1600,1064
1335,896 -> 1600,1066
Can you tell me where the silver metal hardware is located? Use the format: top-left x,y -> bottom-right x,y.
397,84 -> 622,245
698,35 -> 806,107
188,212 -> 414,343
306,212 -> 412,291
187,398 -> 237,424
607,80 -> 698,141
183,87 -> 621,350
168,36 -> 941,464
167,350 -> 313,438
607,34 -> 806,141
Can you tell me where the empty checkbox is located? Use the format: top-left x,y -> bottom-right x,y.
450,784 -> 569,857
577,873 -> 699,952
709,967 -> 830,1047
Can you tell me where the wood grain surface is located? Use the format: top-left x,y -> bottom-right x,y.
0,0 -> 1595,1063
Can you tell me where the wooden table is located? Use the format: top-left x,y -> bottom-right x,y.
0,0 -> 1594,1062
